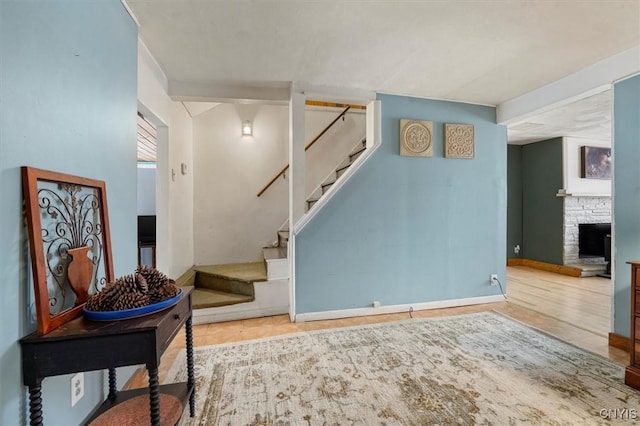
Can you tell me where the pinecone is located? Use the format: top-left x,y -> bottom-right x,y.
85,267 -> 179,312
149,280 -> 179,304
111,292 -> 149,311
85,273 -> 150,311
136,265 -> 171,291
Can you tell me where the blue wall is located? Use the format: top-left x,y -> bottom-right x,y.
0,2 -> 137,424
613,74 -> 640,337
295,94 -> 507,314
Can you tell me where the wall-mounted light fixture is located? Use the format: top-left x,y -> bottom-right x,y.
242,120 -> 253,136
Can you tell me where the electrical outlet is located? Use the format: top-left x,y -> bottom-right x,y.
490,274 -> 499,286
372,301 -> 381,308
514,244 -> 521,254
71,372 -> 84,407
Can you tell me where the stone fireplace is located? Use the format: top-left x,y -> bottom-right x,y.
563,196 -> 611,265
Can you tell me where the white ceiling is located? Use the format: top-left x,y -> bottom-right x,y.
508,89 -> 612,144
182,101 -> 220,117
125,0 -> 639,106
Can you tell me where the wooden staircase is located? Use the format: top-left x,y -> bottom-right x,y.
306,138 -> 366,211
179,137 -> 367,315
261,137 -> 366,279
177,262 -> 266,310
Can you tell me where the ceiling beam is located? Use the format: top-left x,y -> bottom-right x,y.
497,46 -> 640,125
168,81 -> 291,103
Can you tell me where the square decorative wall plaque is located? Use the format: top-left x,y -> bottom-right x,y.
444,124 -> 474,159
400,119 -> 433,157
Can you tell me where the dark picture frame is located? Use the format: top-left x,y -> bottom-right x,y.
581,146 -> 611,180
22,167 -> 114,334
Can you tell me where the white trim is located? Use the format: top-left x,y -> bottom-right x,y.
497,46 -> 640,125
138,38 -> 169,94
376,90 -> 496,108
137,101 -> 168,128
298,82 -> 376,104
293,100 -> 381,233
613,70 -> 640,85
288,234 -> 296,322
193,306 -> 289,325
120,0 -> 140,26
295,295 -> 506,323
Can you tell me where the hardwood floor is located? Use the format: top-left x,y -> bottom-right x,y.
506,265 -> 612,337
127,266 -> 627,389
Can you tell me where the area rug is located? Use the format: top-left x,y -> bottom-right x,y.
168,312 -> 639,425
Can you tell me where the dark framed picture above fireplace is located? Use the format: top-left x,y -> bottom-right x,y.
581,146 -> 611,180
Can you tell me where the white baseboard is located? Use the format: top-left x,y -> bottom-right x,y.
294,294 -> 506,322
193,305 -> 289,325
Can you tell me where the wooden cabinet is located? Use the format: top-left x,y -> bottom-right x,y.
626,262 -> 640,389
20,287 -> 195,426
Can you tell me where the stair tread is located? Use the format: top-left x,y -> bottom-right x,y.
192,288 -> 254,309
263,247 -> 287,260
336,163 -> 351,173
350,146 -> 366,157
194,261 -> 267,283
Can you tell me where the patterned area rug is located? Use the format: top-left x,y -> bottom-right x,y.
168,312 -> 639,425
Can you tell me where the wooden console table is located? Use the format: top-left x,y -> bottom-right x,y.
20,287 -> 195,426
626,262 -> 640,389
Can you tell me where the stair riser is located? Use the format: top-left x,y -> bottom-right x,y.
336,167 -> 349,179
195,273 -> 255,297
191,289 -> 254,310
349,148 -> 365,162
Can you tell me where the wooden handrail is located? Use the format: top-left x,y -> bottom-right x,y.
305,100 -> 366,110
257,106 -> 351,197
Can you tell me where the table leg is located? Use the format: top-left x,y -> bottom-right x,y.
108,368 -> 117,401
148,366 -> 160,426
28,380 -> 43,426
186,316 -> 195,417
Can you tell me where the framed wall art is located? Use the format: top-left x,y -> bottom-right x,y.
400,119 -> 433,157
444,123 -> 474,159
22,167 -> 114,334
581,146 -> 611,180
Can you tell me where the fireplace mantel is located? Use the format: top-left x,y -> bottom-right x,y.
556,190 -> 611,198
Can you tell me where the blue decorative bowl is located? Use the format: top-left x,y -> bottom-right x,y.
83,289 -> 182,321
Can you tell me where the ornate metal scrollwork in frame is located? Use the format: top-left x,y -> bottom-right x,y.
22,167 -> 114,334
